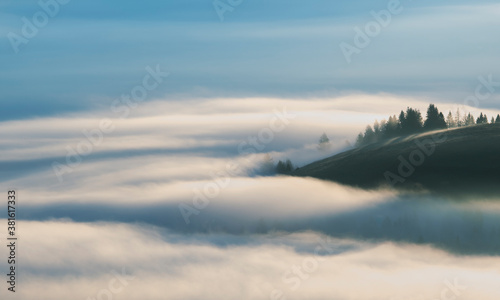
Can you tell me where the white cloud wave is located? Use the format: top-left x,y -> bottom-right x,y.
1,220 -> 498,300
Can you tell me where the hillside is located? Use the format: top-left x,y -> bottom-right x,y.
292,123 -> 500,196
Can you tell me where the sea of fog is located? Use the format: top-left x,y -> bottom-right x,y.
1,98 -> 499,299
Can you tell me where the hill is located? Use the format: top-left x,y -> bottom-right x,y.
292,123 -> 500,197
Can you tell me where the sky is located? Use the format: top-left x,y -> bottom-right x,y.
1,0 -> 499,120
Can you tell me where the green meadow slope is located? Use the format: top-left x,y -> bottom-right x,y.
293,123 -> 500,196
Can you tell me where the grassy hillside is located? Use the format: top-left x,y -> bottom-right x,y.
292,123 -> 500,196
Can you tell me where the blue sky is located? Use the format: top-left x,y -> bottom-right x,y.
1,0 -> 499,120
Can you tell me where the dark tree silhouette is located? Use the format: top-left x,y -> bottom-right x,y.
353,104 -> 496,148
276,159 -> 294,174
476,113 -> 488,124
363,125 -> 376,144
455,109 -> 463,127
446,111 -> 457,128
384,115 -> 399,138
318,133 -> 332,151
465,113 -> 475,126
424,104 -> 446,130
398,110 -> 406,133
259,153 -> 275,175
355,133 -> 364,147
401,107 -> 423,134
373,120 -> 381,137
319,133 -> 329,144
276,161 -> 285,173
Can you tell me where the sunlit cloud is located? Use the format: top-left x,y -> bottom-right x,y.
1,220 -> 498,300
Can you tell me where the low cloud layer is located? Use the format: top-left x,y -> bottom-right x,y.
1,221 -> 499,300
1,97 -> 500,298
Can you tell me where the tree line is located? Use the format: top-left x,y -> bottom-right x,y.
259,153 -> 296,175
356,104 -> 500,146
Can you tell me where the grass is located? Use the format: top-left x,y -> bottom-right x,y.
292,123 -> 500,197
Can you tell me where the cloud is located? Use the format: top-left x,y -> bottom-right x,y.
0,97 -> 497,299
2,2 -> 500,298
1,220 -> 499,300
2,96 -> 492,161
